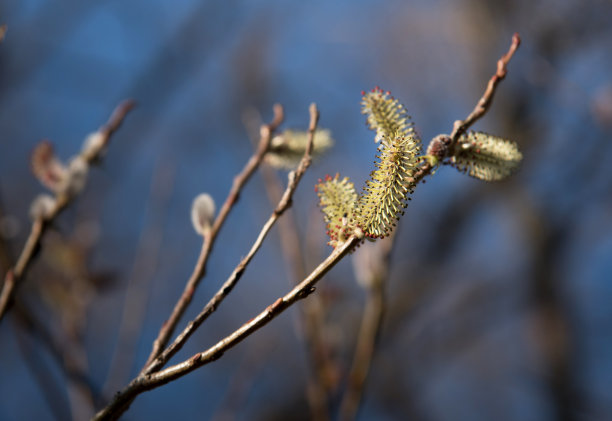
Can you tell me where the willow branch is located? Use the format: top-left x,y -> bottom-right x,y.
144,104 -> 319,374
103,161 -> 175,396
143,104 -> 284,367
255,123 -> 333,420
339,284 -> 384,421
0,100 -> 135,322
14,301 -> 102,414
93,231 -> 361,421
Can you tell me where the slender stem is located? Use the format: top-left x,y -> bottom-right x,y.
143,104 -> 284,368
93,233 -> 361,421
450,33 -> 521,144
339,284 -> 385,421
14,301 -> 102,414
145,104 -> 319,374
261,162 -> 333,420
0,100 -> 135,322
103,161 -> 175,396
339,225 -> 398,421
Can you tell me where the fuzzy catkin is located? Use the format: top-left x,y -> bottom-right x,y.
451,131 -> 522,181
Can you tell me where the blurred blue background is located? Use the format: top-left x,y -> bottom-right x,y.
1,0 -> 612,420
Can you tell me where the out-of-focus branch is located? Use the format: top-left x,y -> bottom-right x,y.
14,301 -> 101,417
14,317 -> 71,421
143,104 -> 284,368
0,100 -> 135,322
144,104 -> 318,374
245,108 -> 334,420
0,25 -> 6,43
103,161 -> 176,396
339,231 -> 397,421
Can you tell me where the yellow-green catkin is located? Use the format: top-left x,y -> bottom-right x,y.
361,87 -> 416,142
357,88 -> 422,238
357,133 -> 421,238
315,174 -> 358,248
451,131 -> 522,181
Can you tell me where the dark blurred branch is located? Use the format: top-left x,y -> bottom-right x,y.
339,230 -> 397,421
143,103 -> 284,368
211,339 -> 274,421
14,316 -> 71,421
103,161 -> 176,396
245,108 -> 335,420
0,100 -> 135,323
14,301 -> 101,417
340,284 -> 385,421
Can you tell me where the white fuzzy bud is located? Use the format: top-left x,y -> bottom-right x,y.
59,156 -> 89,197
191,193 -> 215,236
81,131 -> 107,160
29,194 -> 57,220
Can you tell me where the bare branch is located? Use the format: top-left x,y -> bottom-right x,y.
0,100 -> 135,322
93,232 -> 361,421
245,106 -> 334,420
143,104 -> 284,368
103,161 -> 176,396
144,104 -> 319,374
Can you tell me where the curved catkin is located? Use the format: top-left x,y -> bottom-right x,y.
451,131 -> 522,181
315,174 -> 358,248
361,87 -> 417,143
356,133 -> 421,238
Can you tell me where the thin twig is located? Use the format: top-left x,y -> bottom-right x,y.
93,232 -> 361,421
339,284 -> 385,421
143,104 -> 284,368
14,301 -> 102,417
103,161 -> 176,396
14,317 -> 71,421
246,108 -> 334,420
339,232 -> 397,421
144,104 -> 319,374
449,33 -> 521,144
0,100 -> 135,322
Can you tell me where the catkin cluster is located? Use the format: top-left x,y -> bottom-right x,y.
316,87 -> 522,248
